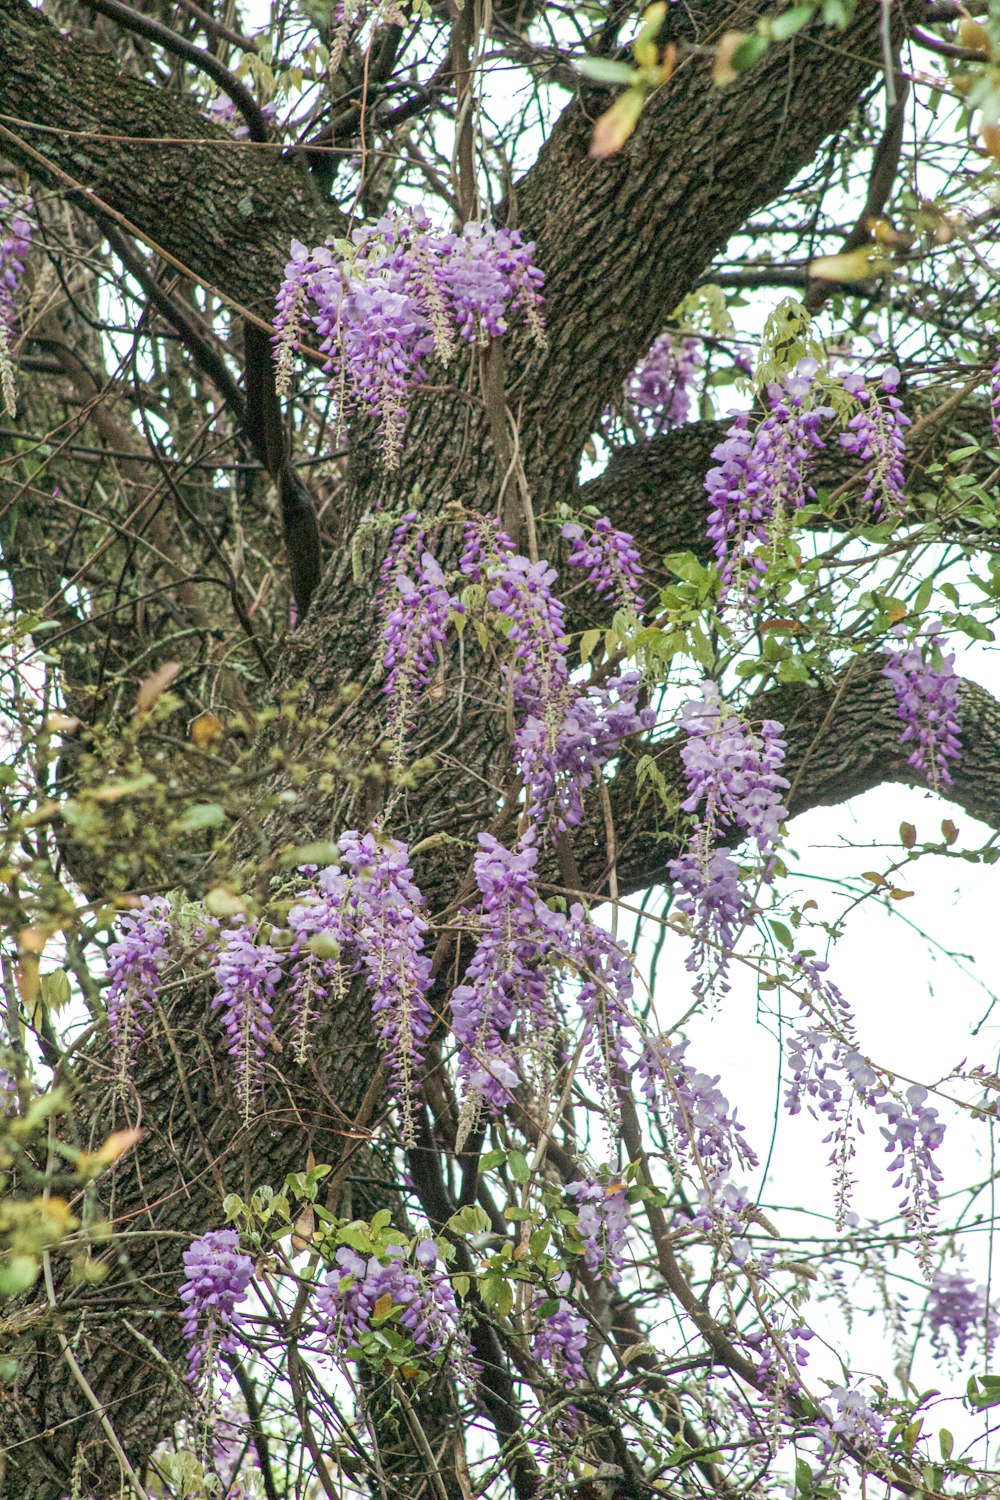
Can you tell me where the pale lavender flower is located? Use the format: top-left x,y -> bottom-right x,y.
705,358 -> 833,607
882,620 -> 961,790
926,1263 -> 998,1363
565,1177 -> 631,1285
533,1279 -> 588,1383
0,189 -> 32,335
210,925 -> 283,1120
0,189 -> 33,415
839,365 -> 910,517
105,896 -> 172,1084
667,682 -> 788,993
338,831 -> 433,1142
179,1229 -> 254,1388
472,525 -> 653,835
317,1239 -> 462,1365
272,213 -> 544,463
382,549 -> 462,758
624,332 -> 703,435
561,516 -> 645,613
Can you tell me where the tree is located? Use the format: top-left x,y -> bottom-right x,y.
1,0 -> 1000,1493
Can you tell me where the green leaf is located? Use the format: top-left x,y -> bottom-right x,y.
174,802 -> 227,831
579,628 -> 601,665
770,3 -> 815,39
0,1255 -> 40,1298
939,1428 -> 954,1460
731,32 -> 769,73
576,57 -> 637,86
794,1456 -> 814,1496
508,1150 -> 531,1184
769,919 -> 793,950
913,576 -> 934,616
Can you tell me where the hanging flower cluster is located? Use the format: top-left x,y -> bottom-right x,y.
705,361 -> 913,609
287,832 -> 434,1142
317,1239 -> 465,1368
451,833 -> 639,1139
565,1178 -> 632,1284
926,1263 -> 998,1363
839,366 -> 909,517
622,331 -> 703,436
666,681 -> 788,994
882,620 -> 962,791
105,896 -> 172,1087
379,514 -> 463,761
461,519 -> 654,836
784,1011 -> 945,1253
179,1229 -> 254,1389
273,210 -> 545,464
561,517 -> 645,613
211,925 -> 283,1123
0,189 -> 33,416
532,1268 -> 589,1383
705,358 -> 834,606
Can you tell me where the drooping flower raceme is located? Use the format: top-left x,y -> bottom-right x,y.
565,1177 -> 632,1285
105,896 -> 172,1086
533,1274 -> 588,1382
926,1264 -> 998,1363
0,189 -> 33,416
451,833 -> 641,1136
882,621 -> 961,790
705,358 -> 833,608
273,211 -> 545,464
337,831 -> 434,1142
317,1239 -> 463,1369
667,682 -> 789,994
382,541 -> 463,760
622,331 -> 703,436
561,516 -> 645,614
179,1229 -> 254,1389
211,925 -> 283,1122
839,366 -> 910,517
463,520 -> 653,835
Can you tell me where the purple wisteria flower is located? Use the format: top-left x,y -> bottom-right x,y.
464,520 -> 653,835
561,516 -> 645,613
179,1229 -> 254,1389
666,682 -> 788,994
839,366 -> 910,517
533,1276 -> 588,1382
450,833 -> 641,1135
338,831 -> 434,1141
705,358 -> 833,607
382,545 -> 462,759
882,620 -> 961,790
622,331 -> 703,436
926,1263 -> 998,1363
813,1383 -> 886,1459
105,896 -> 172,1085
272,212 -> 544,464
0,190 -> 32,335
565,1178 -> 631,1285
210,925 -> 283,1121
317,1239 -> 463,1368
638,1035 -> 758,1183
204,95 -> 277,140
991,345 -> 1000,447
452,834 -> 547,1123
0,189 -> 33,415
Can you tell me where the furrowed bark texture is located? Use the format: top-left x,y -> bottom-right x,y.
6,0 -> 999,1494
